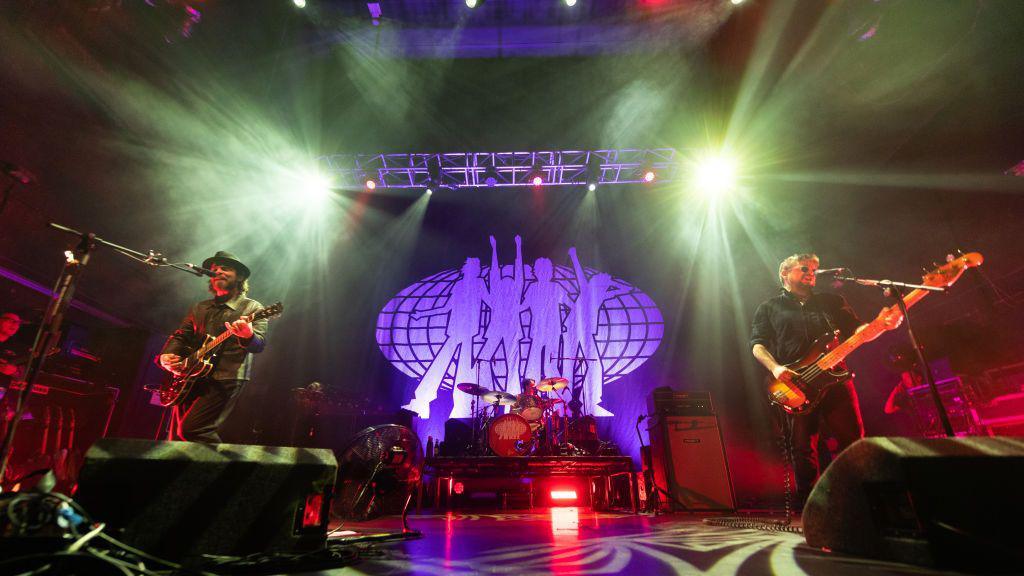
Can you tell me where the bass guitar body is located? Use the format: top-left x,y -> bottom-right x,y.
766,334 -> 851,415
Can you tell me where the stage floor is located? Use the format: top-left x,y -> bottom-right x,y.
322,509 -> 963,575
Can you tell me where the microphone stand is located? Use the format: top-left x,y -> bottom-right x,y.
834,272 -> 954,437
0,222 -> 214,490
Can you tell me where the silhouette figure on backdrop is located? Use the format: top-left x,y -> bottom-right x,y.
561,247 -> 630,417
477,235 -> 527,397
522,257 -> 571,382
403,257 -> 487,418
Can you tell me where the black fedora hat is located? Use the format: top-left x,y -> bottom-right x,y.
202,251 -> 251,278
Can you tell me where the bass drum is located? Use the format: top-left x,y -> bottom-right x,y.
487,413 -> 535,456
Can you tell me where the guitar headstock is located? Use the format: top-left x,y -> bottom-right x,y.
922,252 -> 983,288
252,302 -> 284,321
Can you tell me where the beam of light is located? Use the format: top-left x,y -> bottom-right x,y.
691,152 -> 739,200
295,169 -> 334,206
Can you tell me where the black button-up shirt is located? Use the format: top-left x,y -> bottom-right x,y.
750,290 -> 862,366
160,293 -> 267,381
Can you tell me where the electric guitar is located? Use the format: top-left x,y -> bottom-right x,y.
158,302 -> 283,407
766,252 -> 982,414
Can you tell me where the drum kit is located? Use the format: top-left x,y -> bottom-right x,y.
456,377 -> 594,457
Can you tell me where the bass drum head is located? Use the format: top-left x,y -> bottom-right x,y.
487,413 -> 534,456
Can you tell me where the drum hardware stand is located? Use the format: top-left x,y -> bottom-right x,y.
548,353 -> 596,418
836,272 -> 953,436
467,359 -> 494,456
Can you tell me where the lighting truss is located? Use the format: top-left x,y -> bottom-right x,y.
318,148 -> 682,189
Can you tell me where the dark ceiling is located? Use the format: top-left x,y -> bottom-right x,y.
1,0 -> 1023,335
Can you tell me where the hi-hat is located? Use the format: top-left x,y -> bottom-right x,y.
456,382 -> 492,396
537,377 -> 569,392
481,391 -> 517,405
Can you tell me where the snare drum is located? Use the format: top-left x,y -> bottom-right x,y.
512,394 -> 544,421
487,413 -> 534,456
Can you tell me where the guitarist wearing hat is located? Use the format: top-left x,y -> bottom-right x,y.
750,253 -> 903,509
158,251 -> 267,443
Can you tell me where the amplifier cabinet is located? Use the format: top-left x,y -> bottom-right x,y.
648,414 -> 736,511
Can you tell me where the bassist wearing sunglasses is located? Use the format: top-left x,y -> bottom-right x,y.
750,253 -> 902,510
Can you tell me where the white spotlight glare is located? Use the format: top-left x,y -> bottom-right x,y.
730,0 -> 746,5
466,0 -> 479,8
565,0 -> 578,7
426,187 -> 434,195
693,154 -> 738,199
587,183 -> 597,192
293,0 -> 307,8
297,170 -> 332,204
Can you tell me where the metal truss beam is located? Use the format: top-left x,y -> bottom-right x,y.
319,148 -> 682,190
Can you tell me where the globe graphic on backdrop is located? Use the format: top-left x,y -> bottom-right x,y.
376,264 -> 663,402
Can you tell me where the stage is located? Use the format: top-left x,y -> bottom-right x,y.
329,510 -> 957,576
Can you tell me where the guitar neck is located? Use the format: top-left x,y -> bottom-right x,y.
196,330 -> 235,359
815,287 -> 929,370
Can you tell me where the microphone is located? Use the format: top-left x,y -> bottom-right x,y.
815,267 -> 849,276
1,161 -> 36,184
187,263 -> 218,278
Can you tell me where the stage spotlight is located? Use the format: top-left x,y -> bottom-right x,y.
297,170 -> 332,203
527,164 -> 545,187
643,169 -> 656,183
693,153 -> 738,198
425,187 -> 434,195
365,179 -> 377,191
565,0 -> 578,6
293,0 -> 307,8
587,183 -> 597,192
730,0 -> 746,5
466,0 -> 481,8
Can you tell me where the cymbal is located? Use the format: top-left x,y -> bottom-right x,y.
481,391 -> 517,405
537,377 -> 569,392
456,382 -> 492,396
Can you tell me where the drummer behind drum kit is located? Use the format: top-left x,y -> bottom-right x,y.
454,377 -> 604,457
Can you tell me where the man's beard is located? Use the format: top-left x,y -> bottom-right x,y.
210,277 -> 238,295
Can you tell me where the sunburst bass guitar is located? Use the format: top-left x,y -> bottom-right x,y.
158,301 -> 283,407
766,252 -> 982,414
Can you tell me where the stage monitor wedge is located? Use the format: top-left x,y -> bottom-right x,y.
75,438 -> 337,562
803,437 -> 1024,572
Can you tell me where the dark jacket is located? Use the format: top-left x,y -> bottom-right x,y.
160,293 -> 267,381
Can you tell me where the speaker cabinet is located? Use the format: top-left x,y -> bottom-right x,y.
75,438 -> 337,561
648,415 -> 736,511
803,437 -> 1024,571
